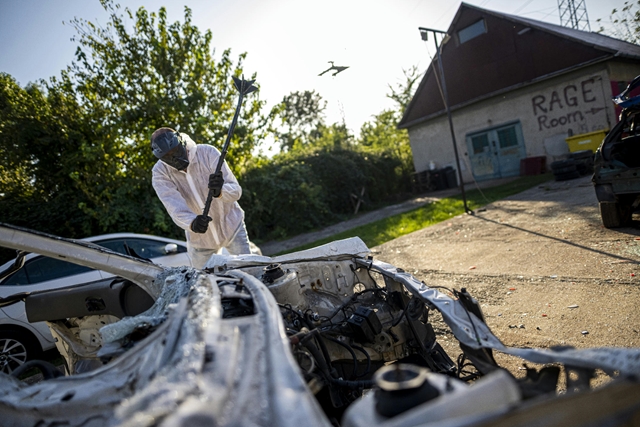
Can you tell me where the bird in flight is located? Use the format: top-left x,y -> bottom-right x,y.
318,61 -> 349,77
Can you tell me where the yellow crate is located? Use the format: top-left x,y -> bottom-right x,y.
565,129 -> 608,153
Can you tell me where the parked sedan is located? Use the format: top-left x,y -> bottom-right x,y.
0,233 -> 191,374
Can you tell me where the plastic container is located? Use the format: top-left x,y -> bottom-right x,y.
519,156 -> 547,175
342,369 -> 521,427
565,129 -> 608,153
443,167 -> 458,188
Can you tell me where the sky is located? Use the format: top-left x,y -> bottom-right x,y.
0,0 -> 624,150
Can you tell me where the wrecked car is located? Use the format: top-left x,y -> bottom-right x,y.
0,233 -> 191,374
0,222 -> 639,427
593,76 -> 640,228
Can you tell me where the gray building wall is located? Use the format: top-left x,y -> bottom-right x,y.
408,61 -> 640,183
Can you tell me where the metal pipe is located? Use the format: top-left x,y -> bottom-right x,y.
418,27 -> 472,214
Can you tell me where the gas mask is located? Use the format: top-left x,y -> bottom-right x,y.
152,132 -> 190,171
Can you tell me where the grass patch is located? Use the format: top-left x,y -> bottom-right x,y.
276,174 -> 553,255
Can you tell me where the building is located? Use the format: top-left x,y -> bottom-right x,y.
399,3 -> 640,183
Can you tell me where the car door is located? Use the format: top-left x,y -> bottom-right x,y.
0,255 -> 105,347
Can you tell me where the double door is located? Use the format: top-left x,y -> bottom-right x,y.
466,122 -> 526,181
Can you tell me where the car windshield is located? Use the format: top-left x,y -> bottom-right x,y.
97,238 -> 185,259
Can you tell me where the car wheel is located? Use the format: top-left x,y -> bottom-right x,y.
600,202 -> 625,228
0,330 -> 41,375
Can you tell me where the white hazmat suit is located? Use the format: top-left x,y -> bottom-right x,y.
152,133 -> 249,268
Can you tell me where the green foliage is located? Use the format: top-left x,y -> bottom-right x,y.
359,109 -> 413,176
358,66 -> 420,178
597,0 -> 640,44
242,145 -> 408,241
277,174 -> 554,254
275,90 -> 326,151
58,0 -> 269,235
67,0 -> 269,172
386,65 -> 422,112
0,73 -> 97,235
0,0 -> 422,265
0,73 -> 99,264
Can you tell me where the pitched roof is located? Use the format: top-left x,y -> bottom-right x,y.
399,3 -> 640,129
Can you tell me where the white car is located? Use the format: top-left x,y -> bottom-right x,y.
0,233 -> 191,374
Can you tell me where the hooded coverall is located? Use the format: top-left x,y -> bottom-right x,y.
151,133 -> 250,268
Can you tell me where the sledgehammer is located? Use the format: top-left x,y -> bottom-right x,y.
202,76 -> 258,217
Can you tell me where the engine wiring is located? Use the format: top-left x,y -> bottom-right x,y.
278,263 -> 487,395
456,353 -> 481,381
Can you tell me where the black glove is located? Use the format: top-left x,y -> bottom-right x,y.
208,172 -> 224,198
190,215 -> 212,233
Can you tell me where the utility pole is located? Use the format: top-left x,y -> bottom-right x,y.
418,27 -> 472,214
558,0 -> 591,31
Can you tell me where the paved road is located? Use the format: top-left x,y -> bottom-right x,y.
258,176 -> 519,256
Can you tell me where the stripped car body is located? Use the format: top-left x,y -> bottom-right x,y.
0,223 -> 639,427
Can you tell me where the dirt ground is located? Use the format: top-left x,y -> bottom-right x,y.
371,174 -> 640,381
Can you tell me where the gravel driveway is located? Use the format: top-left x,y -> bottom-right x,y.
373,175 -> 640,378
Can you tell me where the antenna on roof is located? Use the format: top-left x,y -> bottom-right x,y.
558,0 -> 591,31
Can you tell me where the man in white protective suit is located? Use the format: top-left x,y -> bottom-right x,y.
150,127 -> 251,268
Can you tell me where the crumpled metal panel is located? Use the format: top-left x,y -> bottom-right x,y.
0,259 -> 329,426
0,223 -> 164,299
100,268 -> 195,344
0,223 -> 337,426
159,270 -> 330,427
0,269 -> 211,426
365,258 -> 640,377
204,236 -> 372,270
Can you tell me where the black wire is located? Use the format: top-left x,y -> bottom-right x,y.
453,290 -> 483,346
456,353 -> 481,381
351,345 -> 371,378
360,257 -> 381,289
278,303 -> 306,321
324,336 -> 359,380
321,288 -> 386,324
403,309 -> 438,372
350,262 -> 361,285
391,297 -> 412,327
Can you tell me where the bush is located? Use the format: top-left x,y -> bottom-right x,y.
241,146 -> 410,241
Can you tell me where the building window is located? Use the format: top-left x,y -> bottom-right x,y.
458,19 -> 486,44
497,127 -> 518,148
471,134 -> 490,154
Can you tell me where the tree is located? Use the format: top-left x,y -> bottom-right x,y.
304,122 -> 354,151
359,109 -> 413,176
274,90 -> 326,151
0,73 -> 98,246
597,0 -> 640,44
386,65 -> 422,112
56,0 -> 272,234
358,66 -> 421,178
